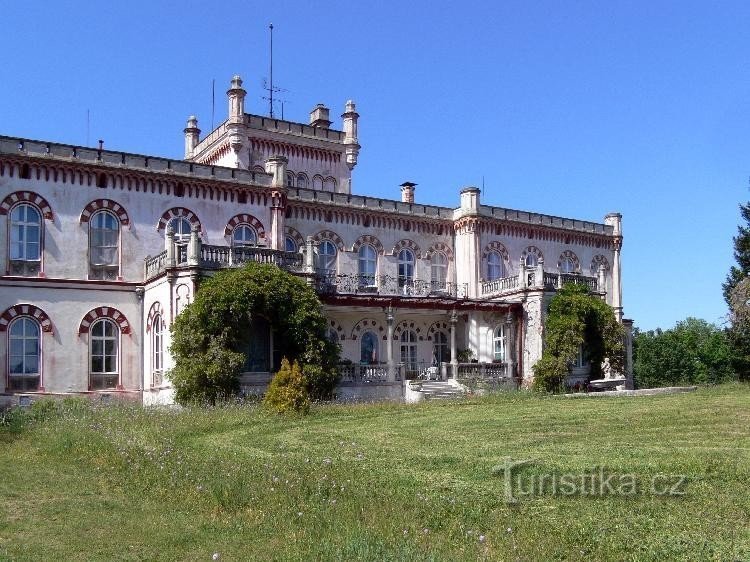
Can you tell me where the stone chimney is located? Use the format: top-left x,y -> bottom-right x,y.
309,104 -> 332,128
400,182 -> 417,203
183,115 -> 200,159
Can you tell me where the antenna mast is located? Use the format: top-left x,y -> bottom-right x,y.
269,23 -> 274,118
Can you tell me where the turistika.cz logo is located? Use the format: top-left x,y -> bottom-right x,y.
493,458 -> 688,503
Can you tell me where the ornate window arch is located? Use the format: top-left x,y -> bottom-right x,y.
358,244 -> 377,287
7,316 -> 42,392
360,331 -> 380,364
284,226 -> 304,252
296,173 -> 309,189
323,177 -> 337,192
286,171 -> 295,187
350,318 -> 385,341
89,318 -> 120,390
78,306 -> 131,335
156,207 -> 202,233
482,242 -> 509,280
351,235 -> 384,255
590,255 -> 611,276
0,304 -> 53,334
312,174 -> 324,190
224,213 -> 266,240
0,191 -> 54,220
80,199 -> 130,227
424,243 -> 454,262
558,250 -> 580,274
311,230 -> 345,252
391,239 -> 422,259
521,246 -> 544,267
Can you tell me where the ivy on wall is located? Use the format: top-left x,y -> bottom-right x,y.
533,283 -> 624,392
169,262 -> 340,405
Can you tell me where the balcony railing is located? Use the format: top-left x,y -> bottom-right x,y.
317,273 -> 468,299
543,272 -> 598,291
481,266 -> 599,298
337,363 -> 390,384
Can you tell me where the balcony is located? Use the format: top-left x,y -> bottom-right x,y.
481,260 -> 602,298
144,243 -> 303,281
316,273 -> 469,299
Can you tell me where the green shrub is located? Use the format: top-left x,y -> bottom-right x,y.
302,363 -> 338,401
264,358 -> 310,414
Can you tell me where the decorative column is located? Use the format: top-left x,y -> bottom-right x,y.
226,75 -> 248,169
598,264 -> 607,297
304,236 -> 317,274
342,100 -> 360,173
187,224 -> 201,266
385,306 -> 395,381
265,155 -> 288,251
504,311 -> 517,381
521,294 -> 544,387
165,225 -> 176,267
605,213 -> 624,322
449,309 -> 459,379
519,257 -> 527,289
454,187 -> 481,298
536,258 -> 545,289
183,116 -> 200,159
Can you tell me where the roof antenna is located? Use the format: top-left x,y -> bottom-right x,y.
263,23 -> 287,118
211,78 -> 215,131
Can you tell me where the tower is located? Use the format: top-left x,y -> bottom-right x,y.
226,75 -> 248,169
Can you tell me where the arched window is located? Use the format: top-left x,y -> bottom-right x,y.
358,244 -> 377,287
286,172 -> 295,187
398,249 -> 415,289
8,317 -> 41,391
400,330 -> 418,370
360,331 -> 379,364
232,224 -> 257,247
9,203 -> 41,276
493,325 -> 506,362
525,253 -> 538,267
285,236 -> 298,253
431,252 -> 448,289
90,318 -> 119,390
151,314 -> 163,384
318,240 -> 337,276
560,256 -> 576,274
89,211 -> 120,280
169,217 -> 192,244
433,331 -> 450,365
297,173 -> 309,189
487,252 -> 505,280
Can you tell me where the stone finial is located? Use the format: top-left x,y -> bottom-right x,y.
459,187 -> 481,212
227,74 -> 247,122
400,182 -> 416,204
604,212 -> 622,237
342,100 -> 360,170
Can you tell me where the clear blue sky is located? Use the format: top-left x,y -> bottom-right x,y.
2,1 -> 749,331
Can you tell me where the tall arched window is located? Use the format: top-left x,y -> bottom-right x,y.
151,314 -> 163,384
433,331 -> 450,365
89,211 -> 120,280
360,331 -> 379,364
285,236 -> 298,253
358,244 -> 377,287
297,173 -> 309,189
487,252 -> 505,280
8,317 -> 41,391
90,318 -> 119,390
560,256 -> 576,274
431,252 -> 448,289
525,253 -> 538,267
232,224 -> 257,247
286,172 -> 295,187
318,240 -> 337,276
400,330 -> 418,370
9,203 -> 41,276
493,325 -> 506,362
398,249 -> 415,289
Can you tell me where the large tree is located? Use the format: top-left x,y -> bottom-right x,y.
723,200 -> 750,380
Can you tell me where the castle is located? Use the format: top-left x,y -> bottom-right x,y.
0,75 -> 633,404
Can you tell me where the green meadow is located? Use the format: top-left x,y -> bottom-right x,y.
1,384 -> 748,561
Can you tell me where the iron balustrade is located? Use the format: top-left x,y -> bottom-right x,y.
316,273 -> 468,299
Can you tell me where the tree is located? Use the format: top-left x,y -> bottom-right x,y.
633,318 -> 736,388
533,283 -> 624,392
723,200 -> 750,380
169,262 -> 340,405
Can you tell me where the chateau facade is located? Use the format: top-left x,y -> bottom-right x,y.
0,76 -> 632,405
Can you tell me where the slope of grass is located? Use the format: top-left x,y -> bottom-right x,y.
1,384 -> 748,561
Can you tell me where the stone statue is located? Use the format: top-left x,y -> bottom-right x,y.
601,357 -> 612,379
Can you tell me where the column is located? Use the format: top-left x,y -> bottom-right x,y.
385,306 -> 395,381
612,238 -> 623,321
187,223 -> 201,266
504,311 -> 516,381
165,225 -> 176,267
449,309 -> 459,378
622,318 -> 634,389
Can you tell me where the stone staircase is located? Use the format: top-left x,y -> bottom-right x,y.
419,380 -> 465,400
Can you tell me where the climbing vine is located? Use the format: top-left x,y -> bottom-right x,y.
169,262 -> 339,405
533,283 -> 624,392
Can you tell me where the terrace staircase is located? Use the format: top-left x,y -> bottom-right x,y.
419,381 -> 465,400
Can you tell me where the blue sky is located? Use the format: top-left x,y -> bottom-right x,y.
2,1 -> 749,330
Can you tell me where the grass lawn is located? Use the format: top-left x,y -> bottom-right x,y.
1,384 -> 748,561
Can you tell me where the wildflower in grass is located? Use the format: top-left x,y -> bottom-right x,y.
506,527 -> 512,533
212,553 -> 220,560
423,528 -> 429,534
479,535 -> 486,543
297,512 -> 303,517
323,457 -> 332,465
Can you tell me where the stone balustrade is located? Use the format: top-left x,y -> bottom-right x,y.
316,273 -> 468,299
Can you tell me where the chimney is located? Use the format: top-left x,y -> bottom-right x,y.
459,187 -> 481,212
309,104 -> 332,128
400,182 -> 416,204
